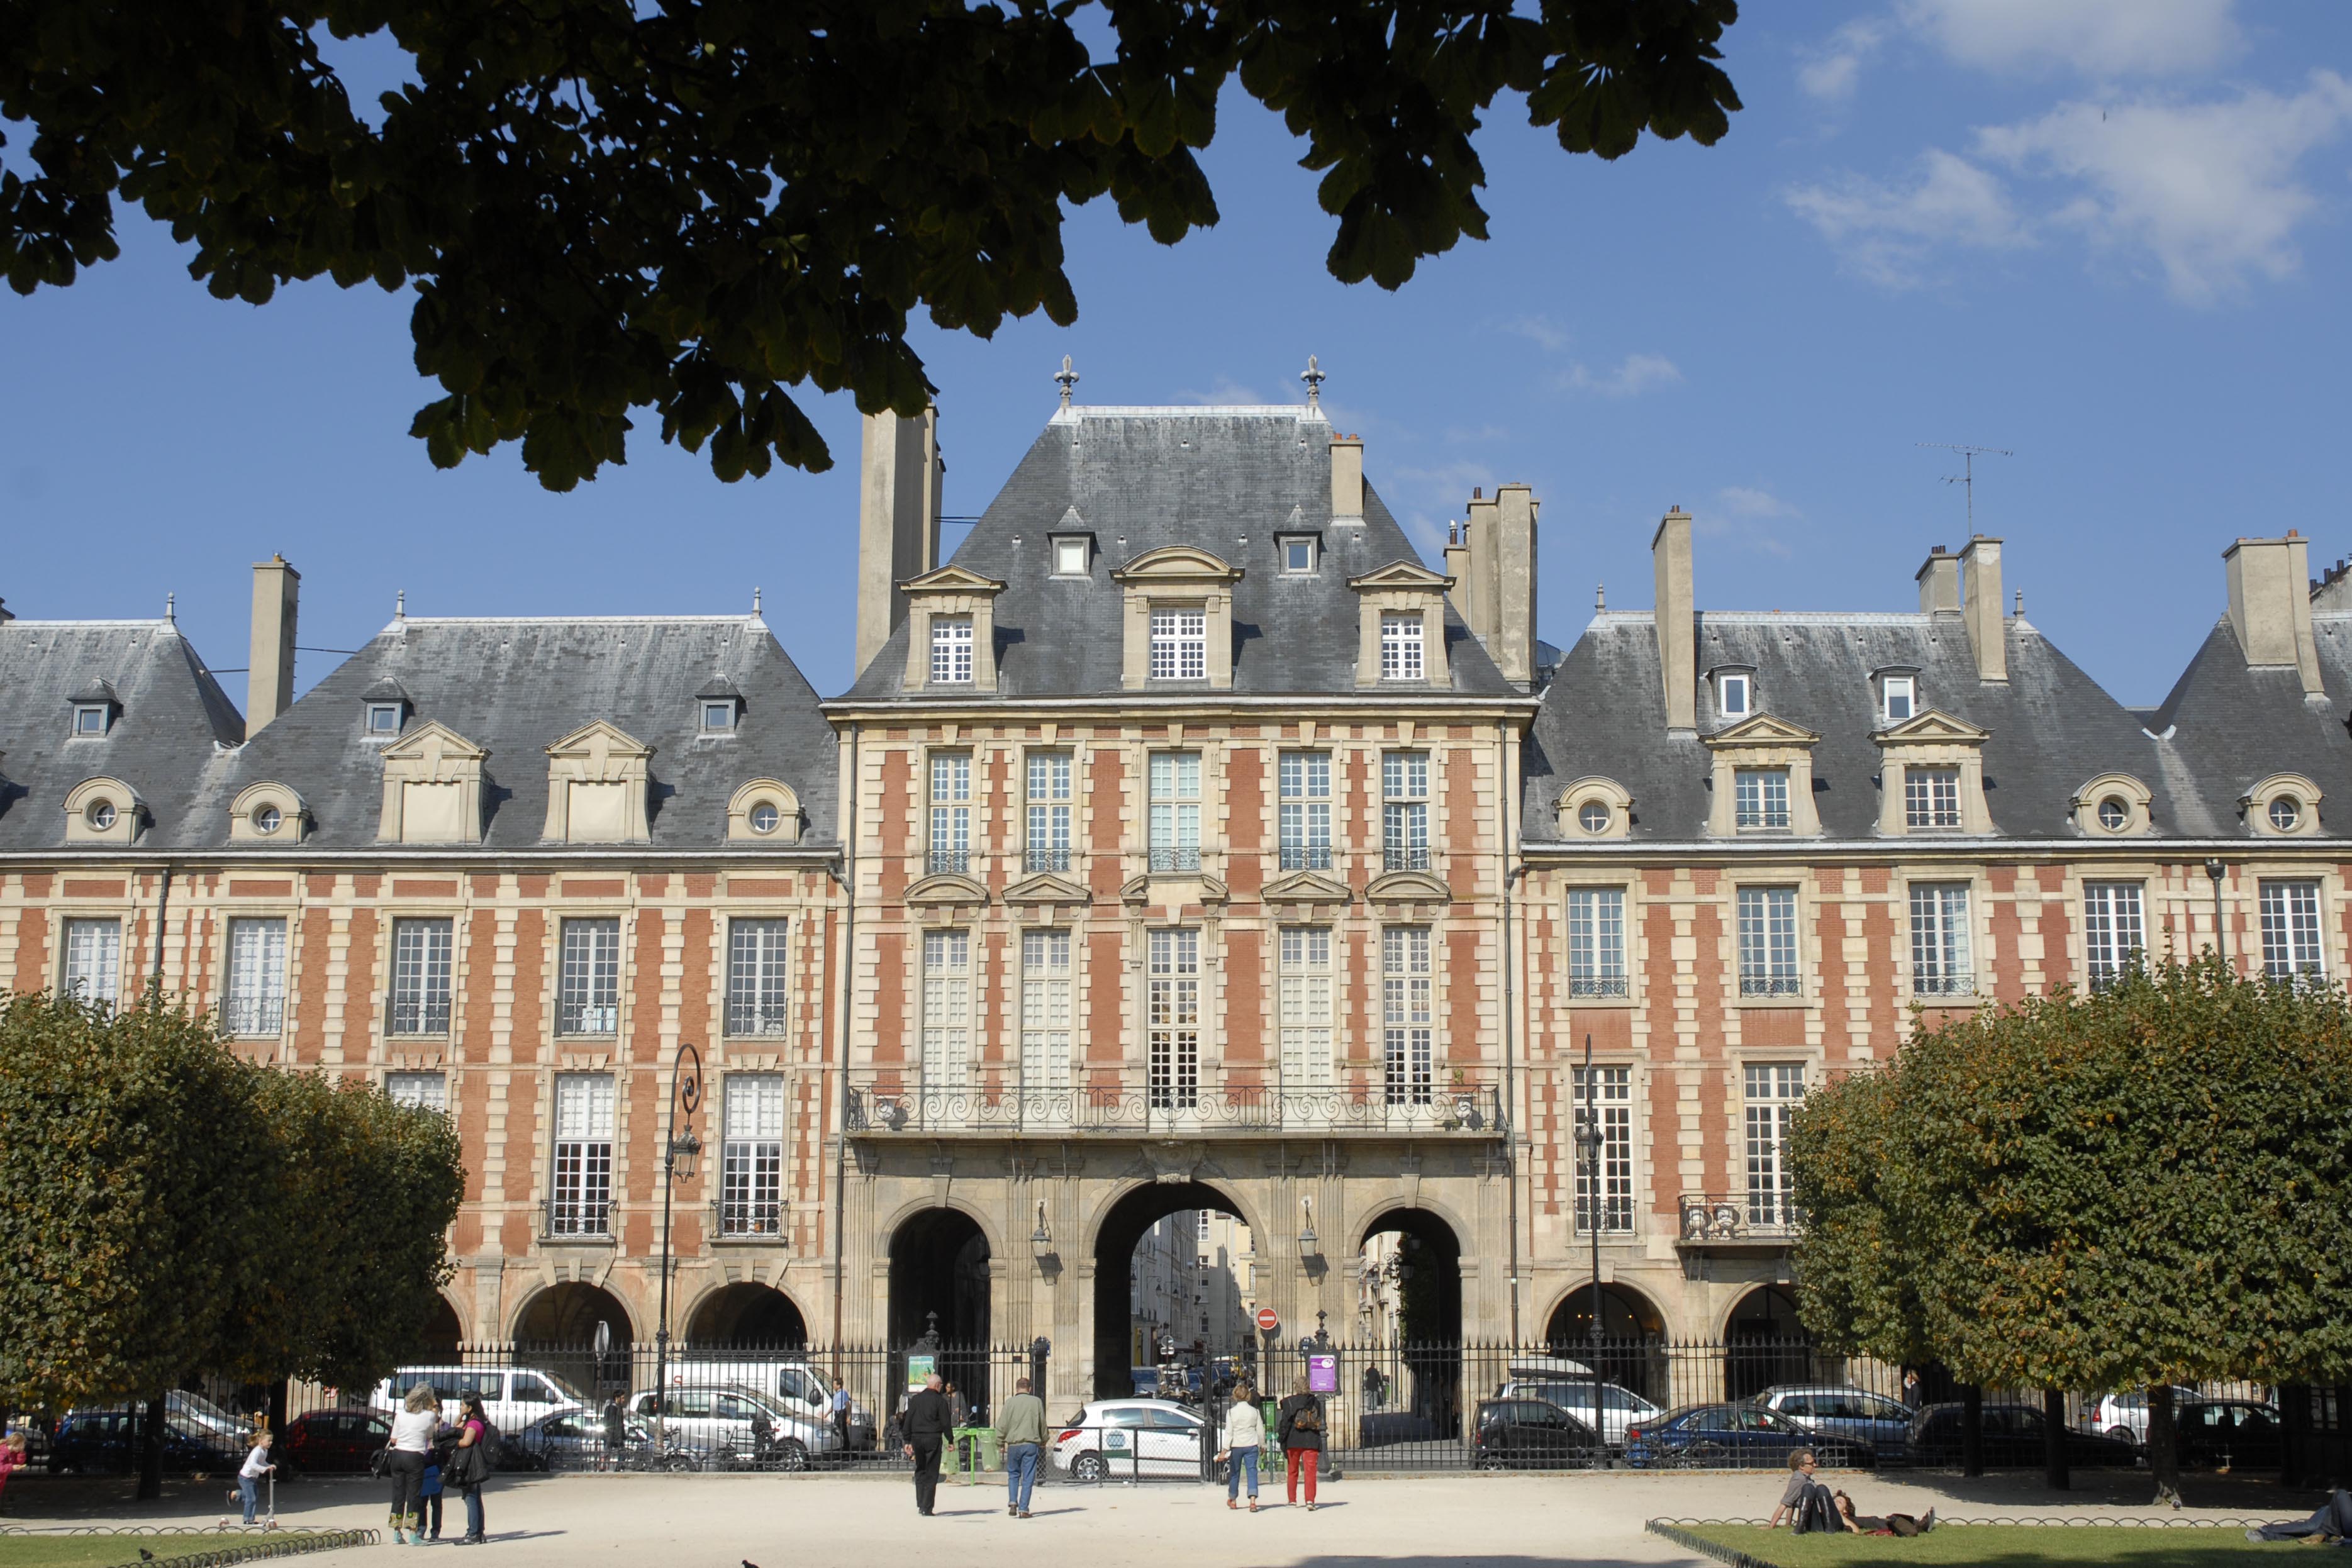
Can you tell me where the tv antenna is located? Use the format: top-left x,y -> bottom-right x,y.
1918,443 -> 2012,531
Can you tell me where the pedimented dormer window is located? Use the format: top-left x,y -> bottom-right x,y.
1703,714 -> 1822,837
1113,545 -> 1243,691
68,679 -> 119,738
1873,710 -> 1992,836
377,721 -> 488,845
543,721 -> 654,844
230,781 -> 309,843
899,563 -> 1006,693
1349,559 -> 1452,690
362,677 -> 411,741
2243,772 -> 2322,838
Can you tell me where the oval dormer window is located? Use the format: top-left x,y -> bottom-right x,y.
750,803 -> 781,835
2098,797 -> 2129,831
87,800 -> 117,831
2269,795 -> 2302,831
254,804 -> 283,835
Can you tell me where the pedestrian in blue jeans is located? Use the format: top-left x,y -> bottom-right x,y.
233,1432 -> 275,1526
1220,1385 -> 1264,1511
993,1376 -> 1048,1519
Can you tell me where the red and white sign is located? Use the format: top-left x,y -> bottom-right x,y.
1255,1307 -> 1280,1333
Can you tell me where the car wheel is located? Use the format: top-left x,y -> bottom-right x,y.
1476,1454 -> 1506,1471
2106,1426 -> 2136,1447
663,1453 -> 700,1473
771,1440 -> 808,1473
1071,1452 -> 1105,1483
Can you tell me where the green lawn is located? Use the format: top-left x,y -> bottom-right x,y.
0,1534 -> 345,1568
1677,1523 -> 2296,1567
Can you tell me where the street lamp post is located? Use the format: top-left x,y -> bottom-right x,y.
2205,859 -> 2228,965
1577,1034 -> 1606,1466
654,1042 -> 705,1452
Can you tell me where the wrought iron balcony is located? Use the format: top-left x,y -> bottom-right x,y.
1383,846 -> 1430,873
1149,846 -> 1202,873
1911,970 -> 1975,998
542,1196 -> 613,1242
386,993 -> 452,1037
711,1197 -> 784,1241
1568,974 -> 1629,999
1572,1198 -> 1637,1236
1676,1192 -> 1802,1247
723,1001 -> 793,1038
1279,844 -> 1332,871
1023,846 -> 1071,874
849,1071 -> 1503,1138
557,999 -> 619,1037
927,847 -> 970,876
223,993 -> 285,1036
1739,974 -> 1803,999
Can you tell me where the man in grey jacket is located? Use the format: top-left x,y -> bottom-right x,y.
995,1377 -> 1049,1518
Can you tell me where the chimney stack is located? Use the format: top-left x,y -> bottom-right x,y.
1916,545 -> 1961,613
856,404 -> 942,677
1330,433 -> 1364,520
1959,535 -> 2006,683
2224,533 -> 2324,696
1462,486 -> 1500,644
1442,520 -> 1471,613
1493,482 -> 1539,687
1653,508 -> 1695,730
246,554 -> 299,737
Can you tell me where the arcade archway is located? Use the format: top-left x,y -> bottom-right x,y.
1354,1208 -> 1465,1437
687,1283 -> 809,1348
511,1282 -> 634,1399
1545,1282 -> 1668,1401
1091,1181 -> 1251,1399
414,1294 -> 464,1358
1724,1284 -> 1816,1401
888,1208 -> 992,1347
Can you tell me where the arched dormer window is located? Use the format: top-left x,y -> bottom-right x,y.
230,781 -> 309,843
728,779 -> 803,843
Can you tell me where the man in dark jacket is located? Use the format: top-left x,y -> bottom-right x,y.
902,1374 -> 953,1516
1276,1377 -> 1324,1510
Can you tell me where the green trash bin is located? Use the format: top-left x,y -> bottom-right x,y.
948,1425 -> 1000,1482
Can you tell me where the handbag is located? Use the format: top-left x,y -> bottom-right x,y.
367,1445 -> 391,1479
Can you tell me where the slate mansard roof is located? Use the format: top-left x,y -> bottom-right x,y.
2144,613 -> 2352,821
840,406 -> 1517,702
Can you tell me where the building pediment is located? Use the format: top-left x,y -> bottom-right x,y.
906,872 -> 990,908
1004,870 -> 1091,906
1261,869 -> 1352,906
901,562 -> 1005,596
545,719 -> 654,765
381,720 -> 488,769
1365,868 -> 1452,905
1111,545 -> 1244,584
1347,559 -> 1452,592
1873,708 -> 1988,746
1120,871 -> 1229,906
1702,712 -> 1820,750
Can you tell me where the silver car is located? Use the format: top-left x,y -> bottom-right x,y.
1497,1380 -> 1663,1450
628,1383 -> 823,1471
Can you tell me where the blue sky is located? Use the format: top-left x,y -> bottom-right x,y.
6,0 -> 2351,706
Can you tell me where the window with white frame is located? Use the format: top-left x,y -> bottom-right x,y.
719,1074 -> 784,1237
1909,883 -> 1973,996
386,1071 -> 448,1113
550,1074 -> 613,1237
73,703 -> 111,736
1280,537 -> 1317,574
1882,676 -> 1915,724
62,918 -> 121,1006
1382,926 -> 1434,1106
1379,611 -> 1425,681
2083,881 -> 2145,989
1025,753 -> 1072,873
1571,1064 -> 1633,1233
1149,752 -> 1201,871
1383,751 -> 1430,871
1054,537 -> 1090,576
1717,672 -> 1752,718
1566,888 -> 1628,998
1019,930 -> 1073,1096
1743,1063 -> 1805,1228
1278,926 -> 1334,1087
1905,767 -> 1961,829
223,916 -> 287,1035
1737,886 -> 1800,997
2261,879 -> 2326,980
930,616 -> 974,683
920,930 -> 971,1087
928,752 -> 971,874
557,917 -> 621,1035
1278,751 -> 1331,870
389,918 -> 453,1035
725,918 -> 791,1036
1149,606 -> 1207,680
1733,767 -> 1790,830
1147,929 -> 1201,1109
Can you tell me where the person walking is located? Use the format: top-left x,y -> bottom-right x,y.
902,1374 -> 952,1516
1276,1377 -> 1324,1511
830,1378 -> 853,1454
0,1430 -> 26,1515
600,1394 -> 627,1471
386,1384 -> 438,1544
994,1376 -> 1047,1519
1219,1384 -> 1264,1512
447,1392 -> 494,1544
233,1431 -> 275,1526
1900,1370 -> 1924,1413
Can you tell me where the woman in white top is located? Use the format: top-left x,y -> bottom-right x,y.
1220,1384 -> 1266,1512
387,1384 -> 440,1545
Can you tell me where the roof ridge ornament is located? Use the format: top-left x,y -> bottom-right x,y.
1301,354 -> 1325,408
1055,355 -> 1078,408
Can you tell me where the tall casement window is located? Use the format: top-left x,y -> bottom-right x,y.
1149,752 -> 1202,871
557,917 -> 622,1036
1147,929 -> 1201,1109
1566,888 -> 1628,998
920,930 -> 971,1087
929,616 -> 974,684
386,1072 -> 448,1113
1278,926 -> 1334,1087
2082,881 -> 2145,990
1278,752 -> 1332,870
389,917 -> 454,1035
1571,1064 -> 1634,1233
223,916 -> 288,1035
549,1074 -> 615,1237
1909,883 -> 1973,996
718,1074 -> 784,1237
1382,926 -> 1434,1106
1904,767 -> 1961,829
1736,886 -> 1801,997
61,918 -> 122,1007
1743,1064 -> 1805,1228
1019,930 -> 1073,1095
1382,752 -> 1430,872
1732,767 -> 1790,830
1025,753 -> 1073,872
725,918 -> 791,1037
2261,879 -> 2326,980
928,753 -> 971,875
1379,611 -> 1425,681
1149,606 -> 1208,680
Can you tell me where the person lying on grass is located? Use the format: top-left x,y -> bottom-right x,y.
1832,1489 -> 1935,1537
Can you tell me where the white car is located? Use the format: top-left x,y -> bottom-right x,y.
1496,1379 -> 1663,1449
659,1359 -> 866,1453
1050,1399 -> 1208,1481
2089,1387 -> 2204,1447
629,1383 -> 826,1471
370,1365 -> 593,1433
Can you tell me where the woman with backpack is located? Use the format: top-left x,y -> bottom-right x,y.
1276,1377 -> 1324,1511
446,1392 -> 495,1544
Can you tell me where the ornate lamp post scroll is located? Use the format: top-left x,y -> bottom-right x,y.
654,1042 -> 704,1450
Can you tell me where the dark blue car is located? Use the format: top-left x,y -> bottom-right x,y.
47,1409 -> 241,1475
1624,1402 -> 1873,1471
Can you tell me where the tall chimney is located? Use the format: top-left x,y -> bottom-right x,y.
1463,486 -> 1500,644
1959,535 -> 2005,682
856,404 -> 942,677
246,554 -> 299,737
1916,545 -> 1961,613
1330,433 -> 1364,519
1493,483 -> 1539,687
2224,533 -> 2325,696
1442,520 -> 1471,616
1653,508 -> 1695,730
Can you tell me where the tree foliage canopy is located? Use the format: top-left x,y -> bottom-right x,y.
1,1 -> 1741,488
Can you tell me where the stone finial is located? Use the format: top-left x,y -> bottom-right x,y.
1596,583 -> 1605,611
395,589 -> 406,621
1301,354 -> 1325,408
753,586 -> 763,615
1054,355 -> 1079,408
164,592 -> 176,625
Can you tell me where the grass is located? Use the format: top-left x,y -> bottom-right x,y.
1678,1522 -> 2296,1567
0,1533 -> 344,1568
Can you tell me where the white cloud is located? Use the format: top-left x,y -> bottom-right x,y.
1785,148 -> 2029,289
1176,375 -> 1268,406
1902,0 -> 2239,79
1976,72 -> 2352,304
1717,486 -> 1802,521
1799,18 -> 1888,103
1697,488 -> 1798,558
1505,314 -> 1573,353
1558,353 -> 1683,398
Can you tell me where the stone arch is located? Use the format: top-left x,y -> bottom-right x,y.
1088,1179 -> 1254,1400
1352,1205 -> 1468,1440
415,1292 -> 465,1359
1354,1204 -> 1466,1343
511,1281 -> 638,1401
1720,1283 -> 1817,1402
1542,1280 -> 1669,1403
684,1282 -> 811,1348
888,1207 -> 993,1348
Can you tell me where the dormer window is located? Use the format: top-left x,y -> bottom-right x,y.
1280,536 -> 1318,574
696,673 -> 744,733
365,703 -> 403,735
87,800 -> 118,830
1882,676 -> 1915,724
701,702 -> 735,733
1379,612 -> 1425,681
750,802 -> 780,834
68,679 -> 119,737
252,804 -> 283,835
1150,607 -> 1208,680
1715,670 -> 1753,719
1734,767 -> 1791,830
73,704 -> 109,736
930,615 -> 974,683
1052,535 -> 1091,576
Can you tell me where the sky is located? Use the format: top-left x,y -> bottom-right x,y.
6,0 -> 2352,707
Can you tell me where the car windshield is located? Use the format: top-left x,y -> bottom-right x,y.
540,1371 -> 591,1404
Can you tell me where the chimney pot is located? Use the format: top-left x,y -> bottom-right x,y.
1491,483 -> 1540,688
1917,546 -> 1963,613
1330,433 -> 1364,519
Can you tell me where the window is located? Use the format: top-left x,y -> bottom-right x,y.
1148,752 -> 1201,871
719,1074 -> 784,1237
725,918 -> 791,1036
1379,612 -> 1425,681
365,703 -> 403,735
1743,1064 -> 1805,1227
1020,930 -> 1073,1094
929,616 -> 974,684
1054,537 -> 1090,575
2097,796 -> 2129,831
1737,886 -> 1800,997
928,753 -> 971,874
1904,767 -> 1961,829
252,804 -> 284,835
1718,672 -> 1751,718
1278,926 -> 1333,1087
1383,752 -> 1430,872
749,801 -> 781,835
1149,606 -> 1207,680
61,918 -> 121,1006
557,918 -> 621,1035
1281,537 -> 1317,574
1382,926 -> 1434,1106
1733,768 -> 1790,830
2268,795 -> 2303,831
2083,881 -> 2144,988
1025,753 -> 1072,873
85,800 -> 117,831
2261,879 -> 2325,979
549,1076 -> 614,1237
1278,752 -> 1332,870
1909,884 -> 1972,996
1566,888 -> 1628,998
920,930 -> 971,1086
389,918 -> 453,1035
223,917 -> 287,1035
1882,676 -> 1915,724
1577,800 -> 1611,835
1147,930 -> 1201,1109
387,1072 -> 448,1114
701,701 -> 735,733
1571,1064 -> 1633,1233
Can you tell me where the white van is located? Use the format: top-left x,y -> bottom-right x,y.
660,1359 -> 868,1452
370,1366 -> 594,1433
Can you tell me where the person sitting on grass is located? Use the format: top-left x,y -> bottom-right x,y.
1832,1489 -> 1934,1537
1766,1450 -> 1839,1533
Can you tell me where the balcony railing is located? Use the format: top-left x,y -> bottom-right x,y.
1911,970 -> 1975,998
1149,846 -> 1202,873
386,993 -> 452,1037
1568,974 -> 1629,999
542,1195 -> 613,1242
1279,844 -> 1332,871
711,1197 -> 783,1240
1738,974 -> 1803,999
1383,846 -> 1431,873
1677,1191 -> 1802,1245
849,1071 -> 1504,1137
723,1001 -> 793,1038
927,847 -> 970,876
1023,846 -> 1071,874
1573,1198 -> 1637,1235
223,992 -> 285,1036
557,999 -> 619,1037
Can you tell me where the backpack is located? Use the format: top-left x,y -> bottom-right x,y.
1792,1482 -> 1840,1535
1293,1401 -> 1322,1433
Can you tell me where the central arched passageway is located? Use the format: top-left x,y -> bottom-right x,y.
1354,1207 -> 1466,1438
1091,1181 -> 1251,1399
686,1282 -> 809,1348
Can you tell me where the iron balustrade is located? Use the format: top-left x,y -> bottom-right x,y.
927,848 -> 970,876
723,1002 -> 794,1038
1279,845 -> 1333,870
711,1198 -> 784,1240
1383,846 -> 1431,873
1738,975 -> 1803,998
1568,976 -> 1630,999
543,1196 -> 614,1241
386,992 -> 452,1037
1911,971 -> 1975,998
557,1001 -> 620,1037
222,993 -> 285,1035
1023,847 -> 1072,874
1678,1193 -> 1803,1242
1149,847 -> 1203,872
848,1075 -> 1503,1137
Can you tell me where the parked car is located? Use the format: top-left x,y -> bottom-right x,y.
1471,1399 -> 1604,1469
46,1409 -> 241,1475
278,1408 -> 393,1473
168,1389 -> 248,1441
1623,1403 -> 1873,1471
1907,1402 -> 2138,1469
1496,1379 -> 1662,1452
2087,1387 -> 2205,1447
1746,1385 -> 1916,1463
370,1365 -> 593,1433
628,1383 -> 821,1471
1051,1399 -> 1208,1481
2178,1400 -> 2282,1470
502,1406 -> 669,1471
659,1359 -> 872,1454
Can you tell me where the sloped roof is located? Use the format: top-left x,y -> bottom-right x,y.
2145,613 -> 2352,827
